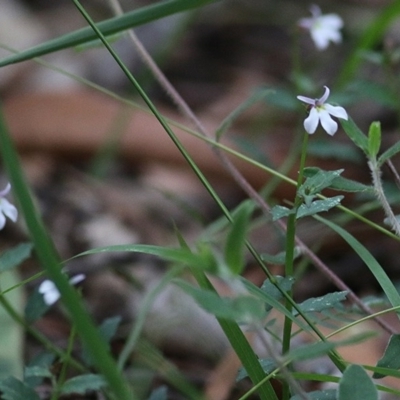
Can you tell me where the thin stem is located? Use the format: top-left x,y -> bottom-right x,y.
282,132 -> 308,400
369,158 -> 400,236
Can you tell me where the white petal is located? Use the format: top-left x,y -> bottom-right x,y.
297,95 -> 315,105
0,199 -> 18,222
38,280 -> 60,305
298,17 -> 313,30
319,110 -> 338,135
0,183 -> 11,197
0,213 -> 6,230
304,107 -> 320,134
320,14 -> 343,29
70,274 -> 85,286
325,104 -> 348,120
319,86 -> 330,104
310,29 -> 330,50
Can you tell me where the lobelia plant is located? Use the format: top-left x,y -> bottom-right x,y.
0,2 -> 400,400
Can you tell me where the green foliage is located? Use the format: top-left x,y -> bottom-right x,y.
374,334 -> 400,379
147,386 -> 168,400
294,292 -> 348,315
224,201 -> 253,275
368,121 -> 381,159
378,141 -> 400,167
291,389 -> 337,400
0,376 -> 40,400
0,243 -> 32,273
303,167 -> 373,193
340,118 -> 368,154
60,374 -> 107,395
338,365 -> 378,400
0,0 -> 218,66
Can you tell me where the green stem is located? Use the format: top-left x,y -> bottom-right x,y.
281,132 -> 308,400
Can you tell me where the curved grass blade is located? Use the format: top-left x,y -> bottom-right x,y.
316,215 -> 400,311
0,0 -> 218,67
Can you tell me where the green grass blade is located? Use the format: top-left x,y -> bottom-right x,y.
0,0 -> 218,67
0,105 -> 135,400
316,215 -> 400,310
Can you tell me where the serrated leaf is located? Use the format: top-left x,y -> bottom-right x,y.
378,140 -> 400,166
291,389 -> 337,400
0,376 -> 40,400
303,167 -> 372,193
60,374 -> 107,395
294,291 -> 348,315
299,169 -> 344,197
261,276 -> 295,312
271,205 -> 295,221
373,334 -> 400,379
23,366 -> 52,379
225,201 -> 253,275
338,365 -> 377,400
0,243 -> 33,273
340,118 -> 368,154
296,196 -> 344,219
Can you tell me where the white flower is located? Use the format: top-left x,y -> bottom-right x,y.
299,5 -> 343,51
297,86 -> 348,135
0,183 -> 18,230
38,274 -> 85,306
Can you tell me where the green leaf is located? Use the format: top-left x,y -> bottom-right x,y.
373,334 -> 400,379
23,366 -> 52,380
24,352 -> 55,388
317,215 -> 400,310
291,389 -> 337,400
225,201 -> 253,275
261,249 -> 301,265
340,118 -> 368,154
216,88 -> 272,141
303,167 -> 372,193
176,280 -> 265,323
0,243 -> 33,273
270,205 -> 294,221
296,196 -> 344,219
24,288 -> 50,323
338,364 -> 378,400
368,121 -> 381,158
299,169 -> 344,197
237,358 -> 277,381
0,376 -> 40,400
261,276 -> 295,312
378,141 -> 400,166
60,374 -> 107,395
294,291 -> 348,316
0,0 -> 218,66
286,341 -> 337,362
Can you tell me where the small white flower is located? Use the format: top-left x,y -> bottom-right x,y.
299,5 -> 343,51
297,86 -> 348,136
38,274 -> 85,306
0,183 -> 18,230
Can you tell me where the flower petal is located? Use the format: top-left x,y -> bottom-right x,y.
319,86 -> 330,104
39,280 -> 60,306
310,29 -> 330,50
304,107 -> 320,134
325,104 -> 348,120
297,95 -> 315,105
320,14 -> 343,30
319,110 -> 338,135
70,274 -> 85,286
0,213 -> 6,230
0,199 -> 18,222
